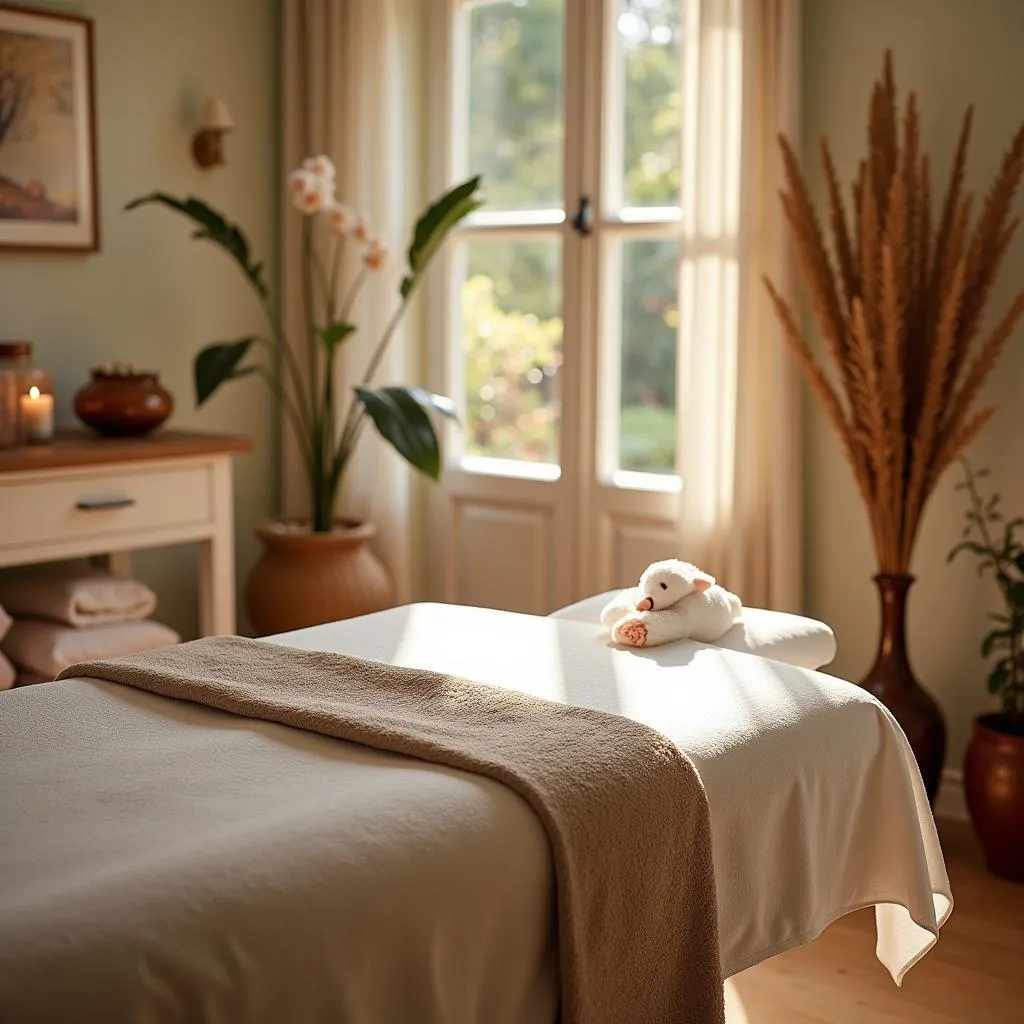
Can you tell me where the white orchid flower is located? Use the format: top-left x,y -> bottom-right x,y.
363,238 -> 389,271
303,154 -> 337,183
295,189 -> 324,214
323,202 -> 355,236
352,216 -> 371,243
288,168 -> 315,196
288,168 -> 334,214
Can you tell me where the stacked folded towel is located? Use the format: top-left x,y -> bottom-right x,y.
0,564 -> 180,685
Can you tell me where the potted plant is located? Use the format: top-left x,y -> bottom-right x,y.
949,459 -> 1024,881
765,51 -> 1024,803
127,158 -> 483,634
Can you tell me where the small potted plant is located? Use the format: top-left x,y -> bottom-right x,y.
127,158 -> 483,634
948,459 -> 1024,881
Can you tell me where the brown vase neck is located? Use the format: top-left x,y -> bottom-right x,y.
868,573 -> 916,692
860,572 -> 946,807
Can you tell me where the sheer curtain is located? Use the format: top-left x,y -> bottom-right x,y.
675,0 -> 803,611
280,0 -> 413,600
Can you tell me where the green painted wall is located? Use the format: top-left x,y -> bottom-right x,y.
0,0 -> 280,638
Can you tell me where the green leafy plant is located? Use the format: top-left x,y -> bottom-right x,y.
126,157 -> 483,532
948,459 -> 1024,729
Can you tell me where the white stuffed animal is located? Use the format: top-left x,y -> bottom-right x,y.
601,559 -> 742,649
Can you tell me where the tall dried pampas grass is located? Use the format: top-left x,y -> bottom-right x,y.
766,52 -> 1024,573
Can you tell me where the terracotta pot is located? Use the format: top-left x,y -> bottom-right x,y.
245,518 -> 395,636
964,713 -> 1024,882
859,574 -> 946,806
74,369 -> 174,437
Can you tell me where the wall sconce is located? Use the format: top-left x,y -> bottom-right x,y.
191,97 -> 234,169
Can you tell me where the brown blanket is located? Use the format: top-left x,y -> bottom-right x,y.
58,636 -> 724,1024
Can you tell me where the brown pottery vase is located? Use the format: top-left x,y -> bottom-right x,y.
74,369 -> 174,437
964,714 -> 1024,882
859,574 -> 946,806
245,519 -> 395,636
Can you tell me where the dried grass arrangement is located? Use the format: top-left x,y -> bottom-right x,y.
765,52 -> 1024,574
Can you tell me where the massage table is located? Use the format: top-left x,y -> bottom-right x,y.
0,601 -> 951,1022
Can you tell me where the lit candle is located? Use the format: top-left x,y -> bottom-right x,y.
20,386 -> 54,443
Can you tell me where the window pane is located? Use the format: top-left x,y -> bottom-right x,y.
466,0 -> 564,211
615,0 -> 681,210
460,240 -> 562,466
618,239 -> 678,473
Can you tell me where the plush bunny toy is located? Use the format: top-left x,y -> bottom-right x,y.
600,559 -> 742,649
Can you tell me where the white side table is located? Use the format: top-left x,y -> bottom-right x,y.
0,430 -> 251,636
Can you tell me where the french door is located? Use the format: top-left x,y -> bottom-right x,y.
424,0 -> 741,613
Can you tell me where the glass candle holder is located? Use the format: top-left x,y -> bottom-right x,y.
0,371 -> 17,449
0,343 -> 29,448
0,342 -> 55,446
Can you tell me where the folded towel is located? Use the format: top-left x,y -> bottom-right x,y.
0,651 -> 14,691
2,619 -> 180,681
0,602 -> 11,642
0,565 -> 157,628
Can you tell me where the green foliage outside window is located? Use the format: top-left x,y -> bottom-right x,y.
463,0 -> 682,471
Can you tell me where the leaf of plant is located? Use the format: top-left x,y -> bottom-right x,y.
948,540 -> 988,563
982,628 -> 1013,658
407,176 -> 481,273
411,196 -> 483,273
194,338 -> 255,406
125,192 -> 268,297
989,663 -> 1010,695
400,194 -> 484,301
401,176 -> 484,300
318,322 -> 357,350
1005,519 -> 1024,550
354,385 -> 441,479
401,386 -> 460,422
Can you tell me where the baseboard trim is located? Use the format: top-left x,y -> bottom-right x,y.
935,768 -> 968,823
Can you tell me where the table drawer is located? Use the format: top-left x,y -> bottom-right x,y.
0,465 -> 212,551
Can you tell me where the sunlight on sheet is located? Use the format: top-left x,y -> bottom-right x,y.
607,644 -> 810,754
392,603 -> 569,703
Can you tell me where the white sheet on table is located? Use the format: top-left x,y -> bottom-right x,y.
272,603 -> 950,983
0,603 -> 950,1023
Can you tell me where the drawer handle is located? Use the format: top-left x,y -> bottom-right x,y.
75,496 -> 137,511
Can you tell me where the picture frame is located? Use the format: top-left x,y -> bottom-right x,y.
0,3 -> 98,252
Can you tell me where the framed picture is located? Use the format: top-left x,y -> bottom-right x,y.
0,3 -> 98,252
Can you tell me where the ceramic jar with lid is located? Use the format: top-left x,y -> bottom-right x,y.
74,363 -> 174,437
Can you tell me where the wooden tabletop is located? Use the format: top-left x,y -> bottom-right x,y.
0,429 -> 253,474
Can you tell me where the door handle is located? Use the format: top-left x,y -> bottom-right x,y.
75,496 -> 137,511
571,195 -> 593,237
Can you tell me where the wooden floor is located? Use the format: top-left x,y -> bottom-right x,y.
724,822 -> 1024,1023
